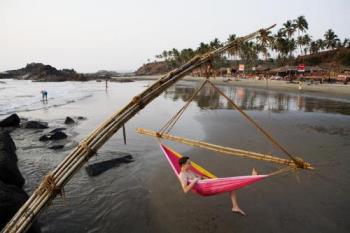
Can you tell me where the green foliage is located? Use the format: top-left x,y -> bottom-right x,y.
152,16 -> 348,70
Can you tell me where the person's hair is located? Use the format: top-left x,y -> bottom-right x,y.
179,156 -> 189,167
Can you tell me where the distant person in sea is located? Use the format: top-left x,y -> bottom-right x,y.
178,156 -> 257,216
41,90 -> 48,102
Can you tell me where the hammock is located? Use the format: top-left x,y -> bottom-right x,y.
160,143 -> 268,196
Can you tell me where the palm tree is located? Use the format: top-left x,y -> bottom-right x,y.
257,29 -> 274,61
335,38 -> 350,48
209,38 -> 222,50
179,48 -> 195,63
273,30 -> 288,58
316,39 -> 325,51
287,38 -> 297,57
297,34 -> 311,55
196,42 -> 210,55
239,41 -> 258,66
282,20 -> 296,39
324,29 -> 339,50
294,16 -> 308,37
227,34 -> 237,60
162,50 -> 168,60
309,41 -> 319,54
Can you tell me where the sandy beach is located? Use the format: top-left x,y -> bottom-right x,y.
132,75 -> 350,101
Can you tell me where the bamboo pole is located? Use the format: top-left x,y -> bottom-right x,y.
206,80 -> 306,167
1,25 -> 276,233
136,128 -> 314,170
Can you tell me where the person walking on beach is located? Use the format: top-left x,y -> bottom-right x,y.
41,90 -> 48,102
178,156 -> 256,215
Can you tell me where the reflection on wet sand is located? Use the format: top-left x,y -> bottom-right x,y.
164,83 -> 350,115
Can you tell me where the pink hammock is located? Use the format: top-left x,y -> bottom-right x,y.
160,143 -> 268,196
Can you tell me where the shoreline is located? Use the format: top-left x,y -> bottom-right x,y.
132,75 -> 350,101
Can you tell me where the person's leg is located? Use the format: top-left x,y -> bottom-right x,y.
252,168 -> 258,175
230,191 -> 245,215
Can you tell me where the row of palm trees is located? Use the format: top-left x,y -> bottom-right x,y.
154,16 -> 349,68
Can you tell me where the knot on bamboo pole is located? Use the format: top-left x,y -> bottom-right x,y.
36,173 -> 59,196
293,157 -> 310,169
79,141 -> 96,158
132,95 -> 145,109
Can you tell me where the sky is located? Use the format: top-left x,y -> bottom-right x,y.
1,0 -> 349,73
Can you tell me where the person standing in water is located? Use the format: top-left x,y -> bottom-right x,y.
41,90 -> 48,102
178,156 -> 256,215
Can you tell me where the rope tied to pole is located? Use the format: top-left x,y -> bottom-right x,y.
132,95 -> 145,109
79,141 -> 96,158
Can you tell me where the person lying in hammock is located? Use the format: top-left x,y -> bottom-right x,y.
178,156 -> 257,216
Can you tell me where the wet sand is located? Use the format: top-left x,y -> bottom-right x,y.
3,79 -> 350,233
133,75 -> 350,101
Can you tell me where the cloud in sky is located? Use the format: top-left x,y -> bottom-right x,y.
1,0 -> 349,72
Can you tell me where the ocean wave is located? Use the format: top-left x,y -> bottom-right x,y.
0,93 -> 94,116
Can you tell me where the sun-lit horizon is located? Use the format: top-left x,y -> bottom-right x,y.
1,0 -> 349,73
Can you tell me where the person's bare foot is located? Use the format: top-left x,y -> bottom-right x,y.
252,168 -> 258,176
232,207 -> 246,216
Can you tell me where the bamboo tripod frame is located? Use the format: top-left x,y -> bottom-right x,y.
2,25 -> 276,233
136,128 -> 314,170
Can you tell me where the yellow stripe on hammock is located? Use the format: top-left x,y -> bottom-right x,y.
165,145 -> 217,179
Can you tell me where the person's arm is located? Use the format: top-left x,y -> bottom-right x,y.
181,178 -> 199,193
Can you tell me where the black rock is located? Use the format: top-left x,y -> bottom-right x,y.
48,145 -> 64,150
0,130 -> 17,161
22,121 -> 48,129
0,130 -> 41,232
39,135 -> 49,141
64,117 -> 75,125
0,131 -> 24,188
49,131 -> 67,140
0,180 -> 41,233
85,154 -> 134,176
39,131 -> 67,141
49,128 -> 66,133
0,114 -> 20,128
77,116 -> 87,120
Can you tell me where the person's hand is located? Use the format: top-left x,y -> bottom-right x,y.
192,178 -> 199,184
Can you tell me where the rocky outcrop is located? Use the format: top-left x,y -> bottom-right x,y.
0,130 -> 41,232
0,181 -> 42,233
0,63 -> 136,81
0,131 -> 24,188
1,63 -> 87,82
135,61 -> 170,75
0,114 -> 20,128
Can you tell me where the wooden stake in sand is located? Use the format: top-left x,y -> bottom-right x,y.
1,24 -> 276,233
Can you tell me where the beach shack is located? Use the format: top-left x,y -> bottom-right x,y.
270,65 -> 298,80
